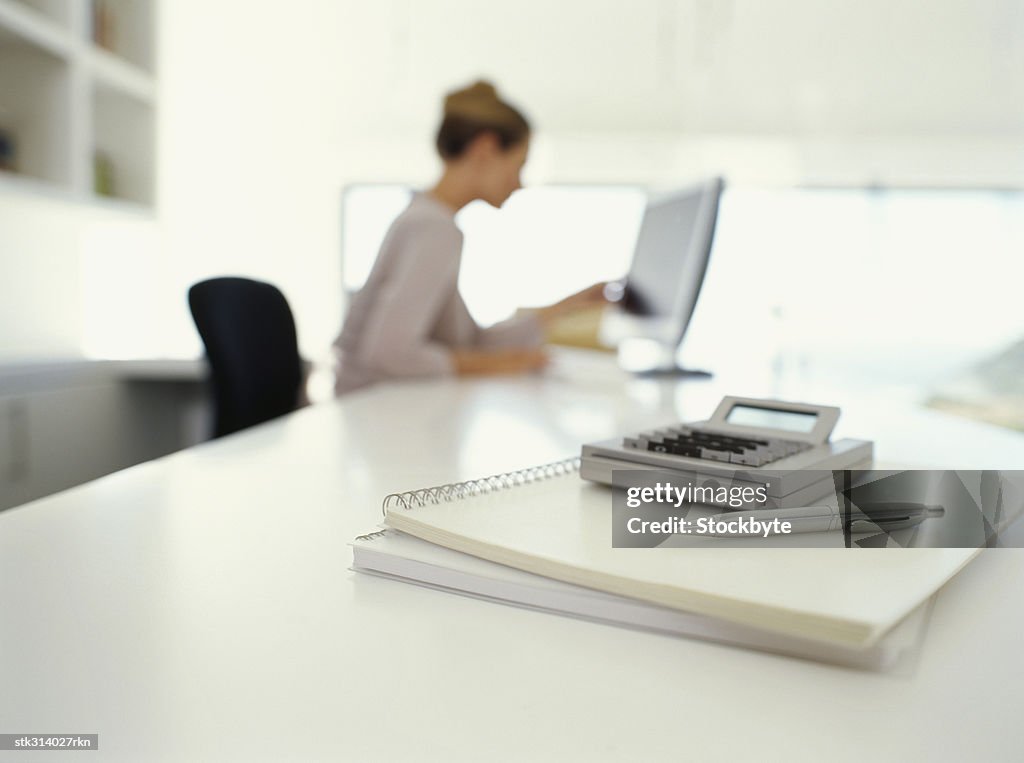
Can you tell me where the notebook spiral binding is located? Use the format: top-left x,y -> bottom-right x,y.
354,528 -> 388,542
382,456 -> 581,515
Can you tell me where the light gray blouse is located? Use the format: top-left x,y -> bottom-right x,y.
333,193 -> 543,394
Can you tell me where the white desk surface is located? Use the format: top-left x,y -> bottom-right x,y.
2,358 -> 1024,762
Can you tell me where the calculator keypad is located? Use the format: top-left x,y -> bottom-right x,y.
624,427 -> 812,467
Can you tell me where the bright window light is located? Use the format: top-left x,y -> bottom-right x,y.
340,184 -> 1024,388
341,184 -> 646,324
685,188 -> 1024,384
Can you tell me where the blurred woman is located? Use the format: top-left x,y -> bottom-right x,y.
333,81 -> 605,395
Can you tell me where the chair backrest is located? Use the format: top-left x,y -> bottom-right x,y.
188,277 -> 302,438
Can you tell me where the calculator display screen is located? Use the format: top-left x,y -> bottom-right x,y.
726,404 -> 818,433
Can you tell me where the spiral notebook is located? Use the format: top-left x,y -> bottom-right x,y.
381,458 -> 978,649
352,527 -> 933,670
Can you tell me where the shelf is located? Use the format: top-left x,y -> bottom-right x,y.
0,167 -> 69,198
0,169 -> 155,217
0,30 -> 71,185
11,0 -> 70,26
86,187 -> 155,216
88,46 -> 155,103
0,0 -> 72,58
0,0 -> 156,211
90,0 -> 153,73
92,82 -> 154,205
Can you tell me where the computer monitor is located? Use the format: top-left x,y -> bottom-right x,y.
600,177 -> 723,377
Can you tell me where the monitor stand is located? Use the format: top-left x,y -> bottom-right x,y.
634,365 -> 712,379
618,341 -> 712,379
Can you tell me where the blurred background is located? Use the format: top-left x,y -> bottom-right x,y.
1,0 -> 1022,507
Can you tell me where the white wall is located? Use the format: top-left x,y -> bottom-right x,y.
322,0 -> 1024,186
3,0 -> 1021,361
154,0 -> 1024,362
0,186 -> 162,359
0,190 -> 83,357
156,0 -> 350,358
328,0 -> 1024,143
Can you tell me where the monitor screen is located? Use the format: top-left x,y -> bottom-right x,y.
605,178 -> 723,353
624,190 -> 708,318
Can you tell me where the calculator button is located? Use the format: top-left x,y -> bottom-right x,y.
700,448 -> 732,462
667,442 -> 702,458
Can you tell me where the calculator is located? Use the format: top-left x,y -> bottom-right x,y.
580,396 -> 874,508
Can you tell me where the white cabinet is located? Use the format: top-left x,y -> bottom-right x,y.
0,361 -> 208,512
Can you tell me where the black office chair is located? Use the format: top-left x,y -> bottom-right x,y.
188,277 -> 304,438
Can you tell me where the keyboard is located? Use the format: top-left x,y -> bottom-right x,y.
624,426 -> 814,467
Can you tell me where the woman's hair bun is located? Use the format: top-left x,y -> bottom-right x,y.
444,81 -> 519,126
436,80 -> 531,159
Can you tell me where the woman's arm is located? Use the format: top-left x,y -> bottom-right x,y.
471,281 -> 610,351
451,347 -> 548,375
531,282 -> 609,328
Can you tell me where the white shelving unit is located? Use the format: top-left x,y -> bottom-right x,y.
0,0 -> 156,208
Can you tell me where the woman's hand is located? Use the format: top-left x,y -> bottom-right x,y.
451,348 -> 549,376
534,282 -> 609,327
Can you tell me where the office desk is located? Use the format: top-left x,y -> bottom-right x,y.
0,359 -> 208,511
2,365 -> 1024,762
